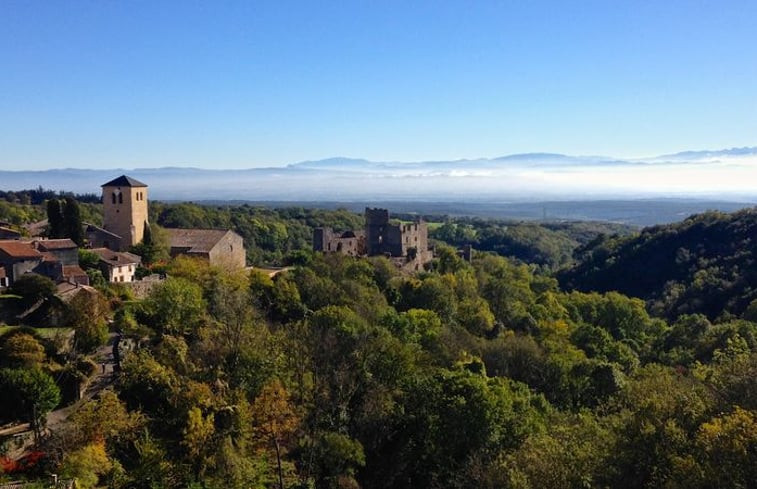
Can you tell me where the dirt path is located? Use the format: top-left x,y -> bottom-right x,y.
46,334 -> 118,431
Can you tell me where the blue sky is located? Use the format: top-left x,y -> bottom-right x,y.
1,0 -> 756,170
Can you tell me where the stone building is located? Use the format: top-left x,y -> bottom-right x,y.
86,175 -> 246,269
36,239 -> 79,266
0,241 -> 43,286
166,228 -> 246,269
90,248 -> 142,283
314,208 -> 432,270
89,175 -> 149,251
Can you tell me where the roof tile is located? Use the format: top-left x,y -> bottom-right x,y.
101,175 -> 148,188
0,241 -> 42,259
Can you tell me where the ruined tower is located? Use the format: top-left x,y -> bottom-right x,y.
101,175 -> 148,251
365,207 -> 390,256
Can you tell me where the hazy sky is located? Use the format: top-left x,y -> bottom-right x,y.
1,0 -> 756,170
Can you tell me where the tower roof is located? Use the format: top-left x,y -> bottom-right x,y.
101,175 -> 147,188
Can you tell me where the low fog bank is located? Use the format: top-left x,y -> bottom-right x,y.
2,150 -> 756,205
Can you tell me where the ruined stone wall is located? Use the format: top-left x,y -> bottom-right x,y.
327,236 -> 362,256
398,221 -> 427,257
313,227 -> 334,252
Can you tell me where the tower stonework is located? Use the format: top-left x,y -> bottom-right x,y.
101,175 -> 148,251
365,207 -> 390,256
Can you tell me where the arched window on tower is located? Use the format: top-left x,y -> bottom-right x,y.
118,193 -> 123,204
112,193 -> 116,204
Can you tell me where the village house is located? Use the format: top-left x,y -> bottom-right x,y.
0,239 -> 89,288
0,241 -> 43,286
89,248 -> 142,283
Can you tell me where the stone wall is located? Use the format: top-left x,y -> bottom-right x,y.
208,231 -> 246,269
123,277 -> 162,299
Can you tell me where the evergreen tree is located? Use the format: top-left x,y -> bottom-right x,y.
46,198 -> 64,238
63,197 -> 84,245
143,220 -> 153,245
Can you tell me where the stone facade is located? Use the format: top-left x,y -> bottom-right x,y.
166,228 -> 246,269
206,230 -> 246,269
101,175 -> 149,251
365,208 -> 429,259
36,239 -> 79,266
85,223 -> 124,251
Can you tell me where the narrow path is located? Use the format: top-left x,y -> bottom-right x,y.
46,333 -> 118,431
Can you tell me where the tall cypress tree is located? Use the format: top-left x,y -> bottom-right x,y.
143,221 -> 153,246
63,197 -> 84,246
46,199 -> 64,238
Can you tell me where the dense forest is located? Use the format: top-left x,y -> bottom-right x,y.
560,208 -> 757,320
1,194 -> 757,488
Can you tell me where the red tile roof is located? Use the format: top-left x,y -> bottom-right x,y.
40,252 -> 58,263
63,265 -> 88,278
0,241 -> 41,259
35,239 -> 77,251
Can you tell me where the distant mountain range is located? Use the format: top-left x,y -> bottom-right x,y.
2,147 -> 756,205
653,146 -> 757,161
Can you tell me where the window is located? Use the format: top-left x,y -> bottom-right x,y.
112,193 -> 116,204
118,193 -> 123,204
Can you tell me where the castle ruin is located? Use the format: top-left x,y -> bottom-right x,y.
314,208 -> 432,270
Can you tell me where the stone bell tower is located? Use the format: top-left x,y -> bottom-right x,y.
101,175 -> 148,251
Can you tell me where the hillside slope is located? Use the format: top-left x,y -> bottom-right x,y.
559,208 -> 757,320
